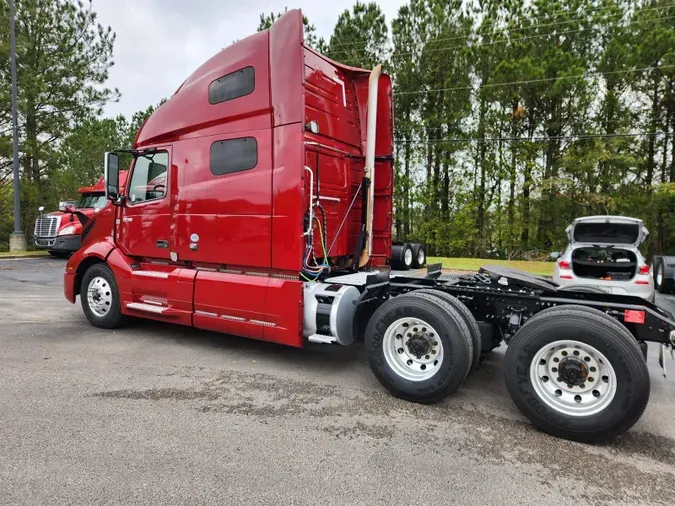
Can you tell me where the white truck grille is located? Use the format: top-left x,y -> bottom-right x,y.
34,215 -> 60,238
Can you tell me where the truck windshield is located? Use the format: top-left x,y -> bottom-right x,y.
76,193 -> 108,209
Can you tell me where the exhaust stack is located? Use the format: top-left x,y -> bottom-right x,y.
358,64 -> 382,268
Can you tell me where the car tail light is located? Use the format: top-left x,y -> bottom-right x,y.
560,275 -> 573,279
635,280 -> 649,285
639,265 -> 650,275
558,260 -> 570,270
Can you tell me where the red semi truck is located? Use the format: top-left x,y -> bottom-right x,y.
64,10 -> 675,442
34,172 -> 128,257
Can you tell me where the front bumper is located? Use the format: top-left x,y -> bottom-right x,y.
34,234 -> 81,252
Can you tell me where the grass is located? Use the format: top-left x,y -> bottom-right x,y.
427,257 -> 555,276
0,250 -> 49,258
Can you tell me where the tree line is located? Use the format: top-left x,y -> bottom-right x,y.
1,0 -> 674,260
263,0 -> 675,259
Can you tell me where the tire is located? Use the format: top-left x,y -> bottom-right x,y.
655,257 -> 674,294
48,250 -> 70,259
407,289 -> 481,373
391,243 -> 413,270
80,263 -> 127,329
366,293 -> 472,403
410,243 -> 426,269
504,306 -> 650,443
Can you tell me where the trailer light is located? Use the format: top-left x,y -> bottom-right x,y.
635,280 -> 649,285
639,265 -> 650,275
558,260 -> 570,270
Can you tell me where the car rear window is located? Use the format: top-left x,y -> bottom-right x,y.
574,223 -> 639,244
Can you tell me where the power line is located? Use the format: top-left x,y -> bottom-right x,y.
338,13 -> 675,65
397,117 -> 636,132
397,131 -> 667,143
326,2 -> 675,54
393,64 -> 675,96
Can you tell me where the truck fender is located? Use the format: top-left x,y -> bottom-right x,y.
64,239 -> 117,302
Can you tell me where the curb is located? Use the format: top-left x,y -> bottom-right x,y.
0,254 -> 50,260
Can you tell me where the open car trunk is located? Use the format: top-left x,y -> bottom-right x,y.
572,247 -> 637,281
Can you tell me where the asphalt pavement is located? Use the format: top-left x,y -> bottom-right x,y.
1,257 -> 675,505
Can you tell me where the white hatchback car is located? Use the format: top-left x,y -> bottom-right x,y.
552,216 -> 655,302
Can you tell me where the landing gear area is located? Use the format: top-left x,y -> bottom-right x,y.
364,264 -> 674,442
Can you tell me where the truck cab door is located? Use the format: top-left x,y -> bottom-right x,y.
117,148 -> 172,260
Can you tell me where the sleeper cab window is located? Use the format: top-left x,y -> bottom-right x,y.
210,138 -> 258,176
208,66 -> 255,105
128,151 -> 169,204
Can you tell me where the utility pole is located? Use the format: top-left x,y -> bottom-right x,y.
9,0 -> 26,252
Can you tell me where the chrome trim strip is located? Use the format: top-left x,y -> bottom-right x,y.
132,271 -> 169,279
195,310 -> 218,318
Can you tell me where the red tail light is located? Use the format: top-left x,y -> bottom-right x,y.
560,275 -> 573,279
558,260 -> 570,270
639,265 -> 650,275
635,280 -> 649,285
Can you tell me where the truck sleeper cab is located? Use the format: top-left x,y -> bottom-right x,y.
65,10 -> 675,444
65,10 -> 394,348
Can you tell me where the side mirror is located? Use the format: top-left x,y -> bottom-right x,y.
104,152 -> 121,201
550,252 -> 561,260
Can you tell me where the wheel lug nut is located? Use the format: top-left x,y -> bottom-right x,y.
588,377 -> 594,382
557,377 -> 562,382
425,355 -> 430,360
432,341 -> 438,346
397,348 -> 403,354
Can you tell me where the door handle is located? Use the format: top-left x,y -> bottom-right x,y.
122,217 -> 133,223
156,240 -> 169,249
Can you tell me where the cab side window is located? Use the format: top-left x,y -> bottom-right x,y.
128,152 -> 169,204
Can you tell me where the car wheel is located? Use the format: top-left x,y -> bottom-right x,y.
80,263 -> 127,329
504,306 -> 650,443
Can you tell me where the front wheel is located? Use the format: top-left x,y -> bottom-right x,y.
80,263 -> 127,329
504,306 -> 650,443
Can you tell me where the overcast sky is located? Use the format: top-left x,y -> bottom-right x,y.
95,0 -> 407,118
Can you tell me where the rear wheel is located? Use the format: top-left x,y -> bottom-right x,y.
407,289 -> 481,373
48,250 -> 70,259
504,306 -> 650,443
656,257 -> 673,294
410,243 -> 426,269
391,243 -> 414,270
366,293 -> 472,403
80,263 -> 126,329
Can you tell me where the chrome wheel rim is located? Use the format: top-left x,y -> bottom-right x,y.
404,248 -> 413,266
417,248 -> 425,266
530,340 -> 617,417
87,276 -> 113,318
382,317 -> 443,381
